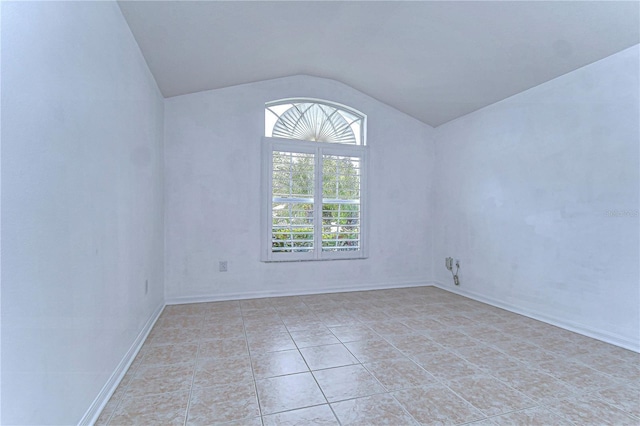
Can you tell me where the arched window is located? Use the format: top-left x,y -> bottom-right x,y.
265,99 -> 365,145
262,99 -> 367,262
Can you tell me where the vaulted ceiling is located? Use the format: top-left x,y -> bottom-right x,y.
118,1 -> 639,127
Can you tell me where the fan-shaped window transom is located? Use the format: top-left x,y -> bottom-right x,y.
265,100 -> 365,145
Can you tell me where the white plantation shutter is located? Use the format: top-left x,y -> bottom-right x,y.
322,155 -> 361,252
266,100 -> 364,145
271,151 -> 315,253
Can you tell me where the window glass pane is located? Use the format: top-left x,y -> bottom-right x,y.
322,155 -> 361,252
272,151 -> 315,253
322,155 -> 361,200
322,203 -> 360,252
272,202 -> 314,253
272,151 -> 314,198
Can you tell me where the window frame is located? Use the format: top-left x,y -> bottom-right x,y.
261,136 -> 368,262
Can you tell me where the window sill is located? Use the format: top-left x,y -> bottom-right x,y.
261,255 -> 368,263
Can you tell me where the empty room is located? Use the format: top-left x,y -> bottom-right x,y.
2,1 -> 639,425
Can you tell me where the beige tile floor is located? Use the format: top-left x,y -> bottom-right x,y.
96,286 -> 640,425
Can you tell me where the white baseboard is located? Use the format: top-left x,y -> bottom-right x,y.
78,302 -> 165,426
432,281 -> 639,353
165,280 -> 432,305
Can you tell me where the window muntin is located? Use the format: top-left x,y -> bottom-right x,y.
263,99 -> 367,262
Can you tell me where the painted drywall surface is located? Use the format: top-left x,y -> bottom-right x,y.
164,75 -> 434,300
1,2 -> 165,424
434,46 -> 640,348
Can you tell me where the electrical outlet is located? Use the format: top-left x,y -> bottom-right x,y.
219,261 -> 228,272
145,279 -> 149,294
445,257 -> 453,270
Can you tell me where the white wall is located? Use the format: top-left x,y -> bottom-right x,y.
164,75 -> 434,302
1,2 -> 165,424
2,3 -> 635,421
434,46 -> 640,350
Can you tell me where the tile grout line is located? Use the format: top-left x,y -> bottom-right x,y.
300,298 -> 431,424
241,303 -> 267,425
282,297 -> 343,425
181,310 -> 207,426
360,321 -> 536,424
98,289 -> 640,424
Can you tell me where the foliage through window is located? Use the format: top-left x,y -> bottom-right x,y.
263,99 -> 367,261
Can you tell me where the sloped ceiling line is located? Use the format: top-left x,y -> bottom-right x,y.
118,1 -> 639,127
